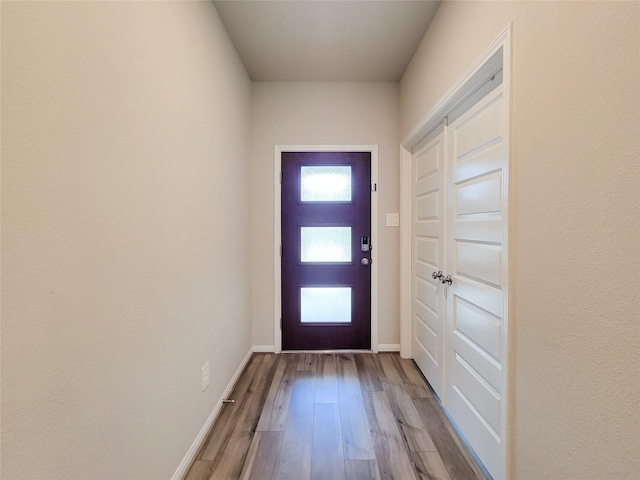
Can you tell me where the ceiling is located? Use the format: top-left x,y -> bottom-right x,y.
212,1 -> 441,82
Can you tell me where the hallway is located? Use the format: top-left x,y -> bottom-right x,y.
2,2 -> 638,478
185,353 -> 485,480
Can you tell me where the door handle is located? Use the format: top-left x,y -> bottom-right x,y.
361,258 -> 370,266
432,271 -> 452,285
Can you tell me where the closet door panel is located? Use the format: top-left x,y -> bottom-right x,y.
411,132 -> 445,399
454,173 -> 503,217
445,84 -> 507,480
451,141 -> 504,186
452,92 -> 503,160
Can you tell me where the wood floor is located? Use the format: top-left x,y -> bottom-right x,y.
185,353 -> 486,480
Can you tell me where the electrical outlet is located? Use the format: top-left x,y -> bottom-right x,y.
201,362 -> 210,391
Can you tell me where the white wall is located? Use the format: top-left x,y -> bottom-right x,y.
401,2 -> 639,478
250,82 -> 400,349
1,2 -> 252,479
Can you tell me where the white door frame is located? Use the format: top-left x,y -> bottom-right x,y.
274,145 -> 379,354
399,25 -> 511,477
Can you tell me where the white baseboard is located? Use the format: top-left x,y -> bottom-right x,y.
171,347 -> 254,480
252,345 -> 275,353
378,344 -> 401,352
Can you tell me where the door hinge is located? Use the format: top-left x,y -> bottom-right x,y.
280,317 -> 283,329
371,183 -> 377,192
280,171 -> 283,184
279,245 -> 283,257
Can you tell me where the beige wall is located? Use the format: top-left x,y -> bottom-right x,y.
401,2 -> 639,478
250,82 -> 400,348
1,2 -> 251,479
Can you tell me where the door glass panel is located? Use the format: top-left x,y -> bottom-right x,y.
301,287 -> 352,323
301,226 -> 352,263
301,166 -> 352,202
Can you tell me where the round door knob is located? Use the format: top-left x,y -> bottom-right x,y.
361,258 -> 370,266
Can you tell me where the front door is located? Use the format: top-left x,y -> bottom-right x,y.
281,152 -> 371,350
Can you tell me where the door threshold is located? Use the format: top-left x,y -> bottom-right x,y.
281,349 -> 373,354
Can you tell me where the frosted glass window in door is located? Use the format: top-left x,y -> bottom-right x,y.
301,227 -> 352,263
301,166 -> 352,202
301,287 -> 352,323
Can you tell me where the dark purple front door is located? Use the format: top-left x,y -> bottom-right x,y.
281,152 -> 371,350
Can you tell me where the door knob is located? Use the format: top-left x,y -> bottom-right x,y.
432,271 -> 443,280
361,258 -> 370,266
441,275 -> 452,285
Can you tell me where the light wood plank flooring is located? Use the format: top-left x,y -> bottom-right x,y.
185,353 -> 486,480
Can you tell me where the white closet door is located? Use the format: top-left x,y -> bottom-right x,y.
411,132 -> 445,399
445,84 -> 507,479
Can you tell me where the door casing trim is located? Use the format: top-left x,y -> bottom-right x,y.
274,145 -> 379,354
